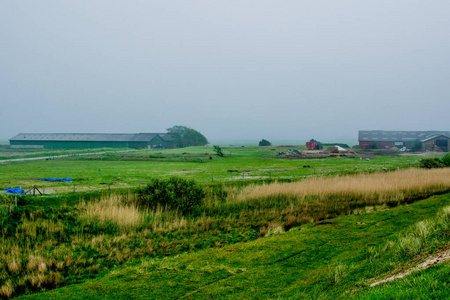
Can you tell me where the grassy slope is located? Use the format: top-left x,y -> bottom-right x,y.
19,193 -> 450,299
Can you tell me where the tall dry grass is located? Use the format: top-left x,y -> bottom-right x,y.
233,168 -> 450,203
79,193 -> 143,228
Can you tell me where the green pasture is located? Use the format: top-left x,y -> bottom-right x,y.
0,146 -> 449,299
18,193 -> 450,299
0,146 -> 421,193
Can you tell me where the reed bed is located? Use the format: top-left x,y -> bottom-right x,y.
234,168 -> 450,202
79,193 -> 143,228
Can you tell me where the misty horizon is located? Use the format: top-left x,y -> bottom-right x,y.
1,1 -> 449,144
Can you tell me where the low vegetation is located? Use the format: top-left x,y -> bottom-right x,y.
1,165 -> 449,298
13,193 -> 450,299
135,177 -> 205,215
0,146 -> 449,298
419,152 -> 450,168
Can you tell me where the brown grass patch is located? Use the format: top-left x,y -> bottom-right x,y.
0,280 -> 13,298
234,168 -> 450,202
80,194 -> 143,227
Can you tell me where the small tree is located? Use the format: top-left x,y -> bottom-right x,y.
213,145 -> 224,157
259,139 -> 272,146
411,139 -> 422,152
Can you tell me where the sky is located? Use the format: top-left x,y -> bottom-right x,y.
1,1 -> 449,145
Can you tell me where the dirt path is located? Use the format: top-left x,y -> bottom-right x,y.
369,246 -> 450,287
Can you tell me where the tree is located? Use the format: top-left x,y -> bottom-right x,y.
259,139 -> 272,146
213,145 -> 224,157
167,125 -> 208,148
411,139 -> 422,152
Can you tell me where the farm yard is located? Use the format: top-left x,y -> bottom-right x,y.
0,146 -> 449,299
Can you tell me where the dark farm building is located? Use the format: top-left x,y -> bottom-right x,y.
9,133 -> 175,149
358,130 -> 450,152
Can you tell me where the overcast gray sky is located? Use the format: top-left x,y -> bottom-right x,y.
1,1 -> 449,145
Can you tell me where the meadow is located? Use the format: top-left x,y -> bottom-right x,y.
0,146 -> 449,299
0,146 -> 420,193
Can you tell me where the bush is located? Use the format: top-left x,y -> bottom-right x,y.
442,153 -> 450,167
136,177 -> 205,215
419,157 -> 445,169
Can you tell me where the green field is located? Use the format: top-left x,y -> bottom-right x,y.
0,146 -> 449,299
0,146 -> 420,193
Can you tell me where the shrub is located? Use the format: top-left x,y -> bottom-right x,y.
442,153 -> 450,167
136,177 -> 205,215
419,157 -> 445,169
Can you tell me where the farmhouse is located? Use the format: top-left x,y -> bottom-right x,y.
9,133 -> 175,149
358,130 -> 450,152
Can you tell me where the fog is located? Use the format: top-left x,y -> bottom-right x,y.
1,1 -> 449,145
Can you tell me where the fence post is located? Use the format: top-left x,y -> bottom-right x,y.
9,204 -> 12,214
15,195 -> 17,207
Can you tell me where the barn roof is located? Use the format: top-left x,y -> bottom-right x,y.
358,130 -> 450,142
10,133 -> 171,142
420,134 -> 450,143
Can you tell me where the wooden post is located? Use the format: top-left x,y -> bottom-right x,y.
15,196 -> 17,207
9,204 -> 12,214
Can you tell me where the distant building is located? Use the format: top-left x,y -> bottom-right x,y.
9,133 -> 175,149
358,130 -> 449,152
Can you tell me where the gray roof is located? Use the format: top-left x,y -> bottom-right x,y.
358,130 -> 450,142
420,134 -> 450,143
10,133 -> 171,142
157,133 -> 175,142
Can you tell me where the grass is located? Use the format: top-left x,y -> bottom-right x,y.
0,166 -> 448,298
15,193 -> 450,299
0,146 -> 426,193
79,193 -> 143,228
0,146 -> 449,299
0,146 -> 129,161
235,167 -> 450,201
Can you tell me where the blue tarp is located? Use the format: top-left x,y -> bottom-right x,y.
5,187 -> 26,194
38,178 -> 73,182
